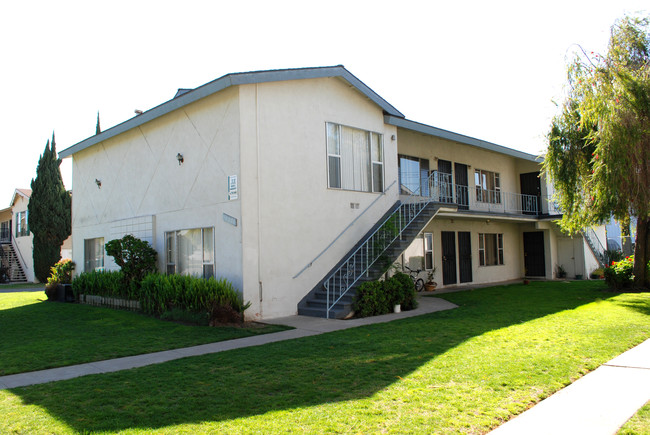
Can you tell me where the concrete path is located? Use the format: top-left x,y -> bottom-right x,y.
490,338 -> 650,435
0,296 -> 457,389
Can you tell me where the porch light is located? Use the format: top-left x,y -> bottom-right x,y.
176,153 -> 184,165
95,179 -> 101,188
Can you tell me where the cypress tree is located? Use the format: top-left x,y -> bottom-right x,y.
28,133 -> 72,282
96,111 -> 101,135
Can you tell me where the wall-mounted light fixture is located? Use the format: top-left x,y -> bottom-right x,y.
176,153 -> 184,165
391,134 -> 396,141
95,179 -> 102,188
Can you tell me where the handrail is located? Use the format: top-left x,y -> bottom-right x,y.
11,233 -> 28,276
323,171 -> 439,318
582,227 -> 608,267
293,180 -> 397,279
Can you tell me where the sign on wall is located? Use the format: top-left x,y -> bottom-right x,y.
228,175 -> 238,200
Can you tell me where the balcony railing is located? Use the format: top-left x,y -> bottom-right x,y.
402,172 -> 543,215
0,227 -> 10,244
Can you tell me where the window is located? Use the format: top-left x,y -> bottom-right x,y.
15,211 -> 28,237
479,233 -> 504,266
84,238 -> 105,272
399,155 -> 430,196
327,123 -> 383,193
424,233 -> 434,270
165,227 -> 214,278
1,221 -> 9,242
475,169 -> 501,204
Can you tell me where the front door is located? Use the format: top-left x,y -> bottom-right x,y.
523,231 -> 546,277
520,172 -> 542,215
455,163 -> 469,210
458,231 -> 473,283
438,159 -> 453,203
441,231 -> 457,285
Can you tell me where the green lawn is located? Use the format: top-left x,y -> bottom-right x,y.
1,281 -> 649,434
0,291 -> 289,376
618,401 -> 650,435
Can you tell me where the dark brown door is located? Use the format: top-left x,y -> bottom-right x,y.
520,172 -> 541,215
441,231 -> 457,285
455,163 -> 469,210
438,159 -> 453,203
458,231 -> 472,283
523,231 -> 546,277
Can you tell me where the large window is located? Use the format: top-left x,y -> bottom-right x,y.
399,155 -> 430,196
165,227 -> 214,279
84,238 -> 105,272
479,233 -> 504,266
327,123 -> 383,193
15,211 -> 28,237
475,169 -> 501,204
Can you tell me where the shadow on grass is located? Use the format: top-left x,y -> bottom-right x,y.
8,281 -> 637,433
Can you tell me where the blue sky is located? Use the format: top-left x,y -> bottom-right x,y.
1,0 -> 647,204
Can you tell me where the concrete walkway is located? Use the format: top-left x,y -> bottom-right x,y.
0,296 -> 458,389
490,338 -> 650,435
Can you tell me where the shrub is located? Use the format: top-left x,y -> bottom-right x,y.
353,281 -> 388,318
604,256 -> 635,289
391,272 -> 418,310
72,271 -> 127,299
45,259 -> 75,300
353,273 -> 418,318
105,235 -> 157,289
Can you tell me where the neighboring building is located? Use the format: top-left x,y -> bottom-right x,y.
0,189 -> 73,283
0,189 -> 34,282
59,65 -> 606,319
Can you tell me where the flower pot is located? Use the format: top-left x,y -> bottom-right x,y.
394,304 -> 401,313
424,283 -> 437,291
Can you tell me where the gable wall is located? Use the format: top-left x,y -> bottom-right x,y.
239,77 -> 399,319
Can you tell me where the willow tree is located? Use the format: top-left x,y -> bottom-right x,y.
544,16 -> 650,288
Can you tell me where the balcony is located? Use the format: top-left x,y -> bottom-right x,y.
0,227 -> 10,244
401,172 -> 553,216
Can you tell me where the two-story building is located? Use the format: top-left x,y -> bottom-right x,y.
0,189 -> 35,283
59,65 -> 605,319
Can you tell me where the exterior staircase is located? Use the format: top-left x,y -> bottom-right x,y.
582,227 -> 608,268
0,243 -> 28,283
298,200 -> 444,319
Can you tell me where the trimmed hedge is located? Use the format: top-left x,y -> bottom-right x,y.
353,272 -> 418,318
72,271 -> 250,322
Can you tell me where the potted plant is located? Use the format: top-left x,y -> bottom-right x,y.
557,264 -> 567,279
425,268 -> 437,291
46,259 -> 75,302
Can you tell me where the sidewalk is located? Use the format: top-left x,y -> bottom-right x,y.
0,296 -> 458,389
489,338 -> 650,435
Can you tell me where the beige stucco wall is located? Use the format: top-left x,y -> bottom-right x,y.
12,194 -> 35,282
70,86 -> 244,290
239,77 -> 399,319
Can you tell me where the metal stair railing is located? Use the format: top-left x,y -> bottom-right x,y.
323,172 -> 439,318
582,227 -> 608,268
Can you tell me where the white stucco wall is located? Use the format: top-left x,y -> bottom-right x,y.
239,77 -> 399,319
70,86 -> 244,291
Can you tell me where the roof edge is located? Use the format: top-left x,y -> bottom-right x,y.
60,65 -> 404,158
385,116 -> 542,163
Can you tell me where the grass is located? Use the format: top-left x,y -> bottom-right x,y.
0,292 -> 289,376
0,282 -> 42,290
1,281 -> 649,434
618,401 -> 650,434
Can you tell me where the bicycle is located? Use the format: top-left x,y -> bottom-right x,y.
403,265 -> 425,292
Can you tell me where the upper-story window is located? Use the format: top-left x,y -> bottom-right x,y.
15,211 -> 29,237
475,169 -> 501,204
327,123 -> 383,193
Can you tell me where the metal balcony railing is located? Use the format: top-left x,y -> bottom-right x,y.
410,172 -> 540,215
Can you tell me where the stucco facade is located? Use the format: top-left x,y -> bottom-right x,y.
60,66 -> 606,319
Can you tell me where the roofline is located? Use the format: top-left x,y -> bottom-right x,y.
60,65 -> 404,158
385,116 -> 542,163
10,189 -> 30,207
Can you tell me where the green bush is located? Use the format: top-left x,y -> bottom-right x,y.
353,273 -> 418,318
353,281 -> 388,318
72,271 -> 128,299
604,256 -> 635,289
105,235 -> 157,289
